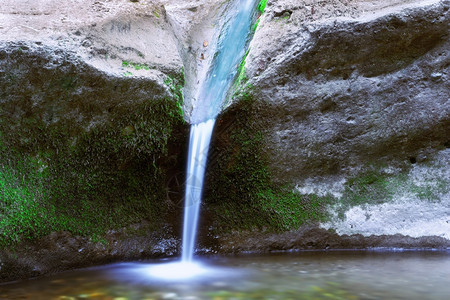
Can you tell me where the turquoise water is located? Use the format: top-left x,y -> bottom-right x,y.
190,0 -> 258,124
1,251 -> 449,299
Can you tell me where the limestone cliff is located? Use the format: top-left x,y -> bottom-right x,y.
207,0 -> 449,250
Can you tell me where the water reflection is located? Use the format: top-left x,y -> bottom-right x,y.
1,251 -> 449,300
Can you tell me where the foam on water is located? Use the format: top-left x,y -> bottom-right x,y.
145,261 -> 210,280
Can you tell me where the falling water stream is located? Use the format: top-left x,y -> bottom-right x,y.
181,0 -> 259,263
86,0 -> 261,280
181,119 -> 215,262
138,0 -> 259,278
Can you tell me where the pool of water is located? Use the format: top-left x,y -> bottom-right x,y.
1,251 -> 449,299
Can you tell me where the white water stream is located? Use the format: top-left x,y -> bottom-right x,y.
180,0 -> 259,264
181,119 -> 215,262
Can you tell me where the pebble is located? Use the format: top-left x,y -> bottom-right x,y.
430,72 -> 443,80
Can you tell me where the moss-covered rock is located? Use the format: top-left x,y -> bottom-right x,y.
0,43 -> 187,248
203,88 -> 332,235
200,0 -> 450,248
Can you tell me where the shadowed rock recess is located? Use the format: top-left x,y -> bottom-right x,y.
0,0 -> 449,282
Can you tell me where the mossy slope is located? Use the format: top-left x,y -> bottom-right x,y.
204,89 -> 331,233
0,43 -> 186,247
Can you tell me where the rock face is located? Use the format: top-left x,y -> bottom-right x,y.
0,0 -> 227,118
0,0 -> 183,78
247,0 -> 449,184
207,0 -> 449,248
0,223 -> 178,283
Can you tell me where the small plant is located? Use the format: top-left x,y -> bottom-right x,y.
122,60 -> 151,71
258,0 -> 268,14
233,49 -> 250,92
164,75 -> 184,119
252,18 -> 261,32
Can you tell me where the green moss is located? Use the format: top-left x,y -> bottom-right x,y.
163,73 -> 184,119
258,0 -> 268,14
343,170 -> 395,206
0,49 -> 186,247
334,165 -> 449,219
206,89 -> 331,232
253,0 -> 268,31
252,18 -> 261,32
0,155 -> 105,246
0,95 -> 184,246
230,49 -> 250,101
122,60 -> 151,71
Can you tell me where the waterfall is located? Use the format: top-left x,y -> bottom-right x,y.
181,119 -> 215,262
181,0 -> 259,263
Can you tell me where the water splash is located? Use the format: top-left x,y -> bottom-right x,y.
145,261 -> 209,280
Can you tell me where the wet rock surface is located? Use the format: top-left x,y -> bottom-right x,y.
212,225 -> 450,254
0,223 -> 179,283
199,0 -> 449,257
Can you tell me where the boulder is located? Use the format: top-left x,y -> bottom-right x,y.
206,0 -> 449,248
